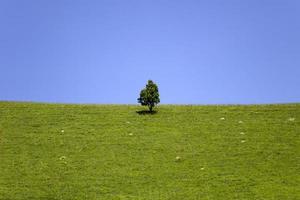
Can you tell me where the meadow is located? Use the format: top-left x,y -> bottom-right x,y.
0,102 -> 299,199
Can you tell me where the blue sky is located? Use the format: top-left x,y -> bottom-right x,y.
1,0 -> 299,104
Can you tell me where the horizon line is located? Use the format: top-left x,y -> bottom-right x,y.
1,100 -> 299,106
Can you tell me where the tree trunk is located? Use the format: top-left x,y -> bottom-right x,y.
149,105 -> 153,112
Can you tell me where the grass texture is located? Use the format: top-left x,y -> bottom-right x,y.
0,102 -> 299,199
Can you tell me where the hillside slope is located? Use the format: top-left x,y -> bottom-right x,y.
0,102 -> 299,199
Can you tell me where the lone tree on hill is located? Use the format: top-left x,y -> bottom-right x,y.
138,80 -> 160,112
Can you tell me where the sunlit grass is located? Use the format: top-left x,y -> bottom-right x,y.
0,102 -> 299,199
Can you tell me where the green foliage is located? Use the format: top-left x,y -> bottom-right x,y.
0,102 -> 299,199
138,80 -> 160,112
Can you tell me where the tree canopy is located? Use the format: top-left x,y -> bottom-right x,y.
137,80 -> 160,112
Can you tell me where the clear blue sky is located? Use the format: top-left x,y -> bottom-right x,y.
1,0 -> 299,104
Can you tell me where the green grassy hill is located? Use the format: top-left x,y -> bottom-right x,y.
0,102 -> 299,199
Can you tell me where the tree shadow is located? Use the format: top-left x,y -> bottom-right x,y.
136,110 -> 157,115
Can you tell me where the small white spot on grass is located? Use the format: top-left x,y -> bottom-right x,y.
241,140 -> 246,143
59,156 -> 67,164
175,156 -> 181,161
129,133 -> 133,136
200,167 -> 205,170
59,156 -> 66,160
288,118 -> 295,122
240,132 -> 245,135
220,117 -> 225,120
238,121 -> 243,124
126,121 -> 130,124
61,130 -> 64,133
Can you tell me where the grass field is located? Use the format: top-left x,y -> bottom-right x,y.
0,102 -> 299,199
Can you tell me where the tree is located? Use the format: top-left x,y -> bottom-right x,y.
138,80 -> 160,112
